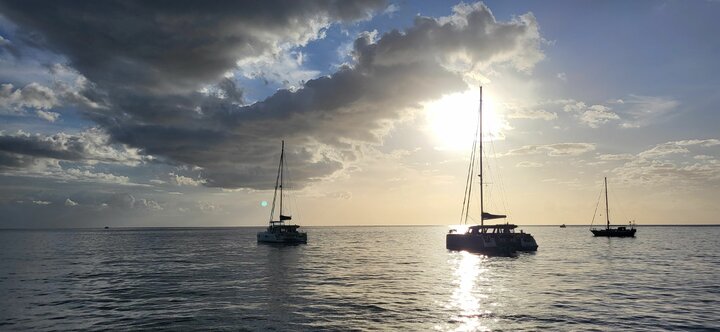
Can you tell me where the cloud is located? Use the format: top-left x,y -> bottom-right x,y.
638,139 -> 719,159
383,3 -> 399,16
614,95 -> 679,128
556,72 -> 567,81
1,2 -> 545,190
0,128 -> 147,170
234,49 -> 321,89
32,200 -> 51,205
516,161 -> 543,168
0,81 -> 102,120
563,101 -> 619,128
554,95 -> 679,129
612,139 -> 720,186
506,105 -> 557,121
506,143 -> 596,157
578,105 -> 619,128
596,153 -> 634,161
64,168 -> 131,185
0,1 -> 386,94
64,198 -> 78,206
170,173 -> 205,187
0,82 -> 58,110
35,110 -> 60,122
104,193 -> 162,210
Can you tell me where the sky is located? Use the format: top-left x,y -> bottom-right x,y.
0,0 -> 719,228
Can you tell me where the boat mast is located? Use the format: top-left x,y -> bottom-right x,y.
479,87 -> 484,226
269,141 -> 283,223
279,140 -> 284,223
604,177 -> 610,230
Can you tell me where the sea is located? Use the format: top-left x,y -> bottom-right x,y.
1,226 -> 719,331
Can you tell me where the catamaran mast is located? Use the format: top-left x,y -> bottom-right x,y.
479,87 -> 484,226
604,177 -> 610,230
279,140 -> 284,222
269,141 -> 283,223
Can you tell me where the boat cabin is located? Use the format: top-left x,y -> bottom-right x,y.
450,224 -> 520,235
267,222 -> 300,232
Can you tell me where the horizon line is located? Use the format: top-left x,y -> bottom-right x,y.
2,223 -> 720,230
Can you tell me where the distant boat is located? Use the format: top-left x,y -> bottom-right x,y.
257,141 -> 307,244
560,224 -> 566,228
446,87 -> 538,253
590,177 -> 636,237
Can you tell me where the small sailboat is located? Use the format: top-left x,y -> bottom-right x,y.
446,87 -> 538,253
257,141 -> 308,244
590,177 -> 636,237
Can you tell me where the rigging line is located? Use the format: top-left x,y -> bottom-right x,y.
608,184 -> 630,223
485,136 -> 509,219
269,143 -> 283,222
589,185 -> 603,227
459,141 -> 473,224
490,138 -> 511,219
465,137 -> 478,224
283,145 -> 300,223
460,118 -> 480,225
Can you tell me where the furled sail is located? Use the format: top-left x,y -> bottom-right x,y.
482,212 -> 507,220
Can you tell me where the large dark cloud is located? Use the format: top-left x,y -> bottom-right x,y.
0,0 -> 385,93
0,2 -> 543,189
0,129 -> 144,170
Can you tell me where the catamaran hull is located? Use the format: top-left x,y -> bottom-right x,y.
446,233 -> 537,253
257,231 -> 307,244
591,229 -> 636,237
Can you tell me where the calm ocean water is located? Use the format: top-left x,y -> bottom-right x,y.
1,226 -> 719,331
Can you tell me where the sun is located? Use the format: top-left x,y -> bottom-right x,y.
424,89 -> 505,151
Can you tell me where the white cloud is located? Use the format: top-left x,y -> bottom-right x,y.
136,198 -> 163,211
32,200 -> 51,205
562,101 -> 619,128
550,95 -> 678,129
615,95 -> 679,128
198,201 -> 220,212
695,155 -> 713,160
556,72 -> 567,81
65,198 -> 78,206
578,105 -> 620,128
597,153 -> 634,161
35,110 -> 60,122
169,173 -> 205,186
235,48 -> 321,90
506,104 -> 557,121
516,161 -> 543,168
0,127 -> 148,168
383,4 -> 399,16
64,168 -> 131,185
612,138 -> 720,186
506,143 -> 596,157
0,82 -> 58,111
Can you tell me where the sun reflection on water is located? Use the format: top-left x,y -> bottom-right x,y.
444,251 -> 493,332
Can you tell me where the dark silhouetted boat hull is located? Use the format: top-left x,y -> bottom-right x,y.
591,227 -> 636,237
446,224 -> 538,254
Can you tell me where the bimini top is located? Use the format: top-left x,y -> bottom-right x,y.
268,222 -> 300,229
468,223 -> 517,230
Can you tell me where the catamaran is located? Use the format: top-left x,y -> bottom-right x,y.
446,87 -> 538,253
590,177 -> 636,237
257,141 -> 308,244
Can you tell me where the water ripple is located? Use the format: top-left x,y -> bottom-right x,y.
1,226 -> 719,331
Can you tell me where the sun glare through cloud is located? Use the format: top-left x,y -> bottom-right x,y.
424,89 -> 505,151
